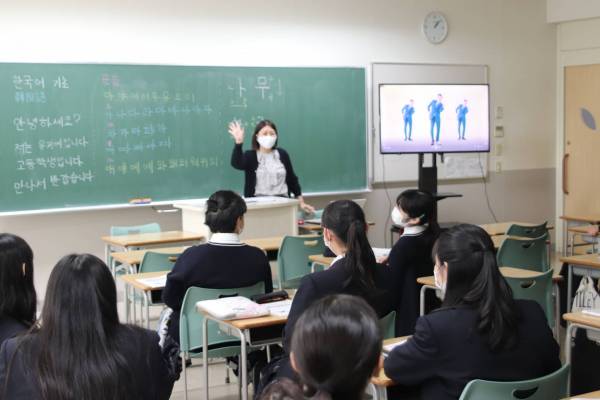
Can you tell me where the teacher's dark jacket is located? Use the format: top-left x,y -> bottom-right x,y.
384,300 -> 561,400
276,256 -> 395,380
230,144 -> 302,198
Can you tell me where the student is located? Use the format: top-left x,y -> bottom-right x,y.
384,224 -> 561,400
388,189 -> 439,335
228,119 -> 315,214
163,190 -> 273,343
0,253 -> 174,400
0,233 -> 36,346
261,294 -> 383,400
270,200 -> 394,383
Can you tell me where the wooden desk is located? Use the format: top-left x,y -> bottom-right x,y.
111,246 -> 188,267
479,221 -> 553,237
244,236 -> 284,252
563,312 -> 600,395
308,254 -> 335,268
119,271 -> 169,328
563,390 -> 600,399
561,215 -> 600,224
369,336 -> 411,400
560,215 -> 600,255
560,254 -> 600,312
120,271 -> 168,291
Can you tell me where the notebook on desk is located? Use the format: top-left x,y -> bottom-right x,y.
304,218 -> 322,225
196,296 -> 270,320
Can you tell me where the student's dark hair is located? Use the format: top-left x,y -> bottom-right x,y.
20,253 -> 137,400
433,224 -> 519,351
259,378 -> 304,400
0,233 -> 36,326
322,200 -> 376,292
251,119 -> 278,150
204,190 -> 247,233
396,189 -> 439,236
291,294 -> 382,400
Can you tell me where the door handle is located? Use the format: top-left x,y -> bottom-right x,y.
563,153 -> 569,195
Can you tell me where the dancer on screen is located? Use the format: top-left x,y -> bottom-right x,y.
456,99 -> 469,140
428,94 -> 444,145
401,99 -> 415,141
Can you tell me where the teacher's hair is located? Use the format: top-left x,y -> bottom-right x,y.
396,189 -> 439,237
205,190 -> 247,233
19,253 -> 138,399
433,224 -> 519,351
321,200 -> 376,293
251,120 -> 278,150
0,233 -> 36,327
291,294 -> 382,400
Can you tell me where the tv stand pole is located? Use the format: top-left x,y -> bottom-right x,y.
417,152 -> 462,223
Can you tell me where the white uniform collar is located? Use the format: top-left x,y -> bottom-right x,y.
402,225 -> 427,236
209,233 -> 241,245
331,253 -> 345,266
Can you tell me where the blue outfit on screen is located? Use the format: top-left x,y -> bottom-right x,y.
428,99 -> 444,144
402,104 -> 415,140
456,104 -> 469,139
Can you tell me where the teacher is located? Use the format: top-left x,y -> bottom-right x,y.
228,119 -> 315,214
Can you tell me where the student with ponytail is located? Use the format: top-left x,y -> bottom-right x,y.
163,190 -> 273,343
384,224 -> 560,400
260,295 -> 383,400
387,189 -> 439,335
0,254 -> 174,400
267,200 -> 394,384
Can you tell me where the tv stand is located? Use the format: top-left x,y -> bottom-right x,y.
418,153 -> 462,222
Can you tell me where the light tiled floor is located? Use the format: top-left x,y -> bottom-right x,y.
169,360 -> 248,400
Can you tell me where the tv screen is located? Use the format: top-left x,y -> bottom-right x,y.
379,84 -> 490,154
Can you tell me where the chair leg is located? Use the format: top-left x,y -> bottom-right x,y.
145,293 -> 151,329
183,352 -> 188,400
225,362 -> 231,384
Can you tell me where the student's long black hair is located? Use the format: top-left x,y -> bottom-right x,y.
291,294 -> 382,400
20,254 -> 137,400
396,189 -> 439,236
205,190 -> 247,233
0,233 -> 36,326
433,224 -> 519,351
321,200 -> 376,293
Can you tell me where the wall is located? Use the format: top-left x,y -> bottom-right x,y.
547,0 -> 600,23
0,0 -> 556,300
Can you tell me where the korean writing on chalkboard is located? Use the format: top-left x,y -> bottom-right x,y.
103,90 -> 196,103
13,170 -> 94,195
104,157 -> 222,176
13,114 -> 82,131
38,137 -> 89,151
16,156 -> 84,171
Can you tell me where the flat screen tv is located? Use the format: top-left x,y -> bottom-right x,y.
379,83 -> 490,154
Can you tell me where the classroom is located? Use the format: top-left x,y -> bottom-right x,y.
1,0 -> 600,399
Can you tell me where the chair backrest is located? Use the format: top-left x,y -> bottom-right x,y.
138,251 -> 179,273
504,269 -> 554,327
458,363 -> 569,400
497,234 -> 549,272
506,222 -> 548,239
110,222 -> 161,236
277,235 -> 325,289
379,311 -> 396,340
179,282 -> 265,355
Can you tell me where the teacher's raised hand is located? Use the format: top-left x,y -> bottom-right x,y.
228,120 -> 245,144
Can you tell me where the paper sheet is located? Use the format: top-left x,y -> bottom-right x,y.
136,274 -> 167,289
262,299 -> 292,317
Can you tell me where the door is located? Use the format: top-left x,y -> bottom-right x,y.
564,65 -> 600,216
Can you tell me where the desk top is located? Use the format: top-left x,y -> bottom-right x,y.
563,312 -> 600,330
308,254 -> 336,266
568,226 -> 598,236
416,267 -> 562,287
560,254 -> 600,269
479,222 -> 554,237
102,231 -> 204,247
175,197 -> 299,212
120,271 -> 168,291
111,246 -> 188,266
371,336 -> 410,387
225,314 -> 288,330
563,390 -> 600,399
561,215 -> 600,224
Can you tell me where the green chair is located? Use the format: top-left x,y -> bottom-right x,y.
108,222 -> 161,276
277,235 -> 325,289
379,311 -> 396,340
458,363 -> 570,400
506,222 -> 548,238
179,282 -> 265,400
505,269 -> 554,329
135,251 -> 179,328
497,234 -> 550,272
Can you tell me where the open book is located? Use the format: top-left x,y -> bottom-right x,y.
196,296 -> 271,320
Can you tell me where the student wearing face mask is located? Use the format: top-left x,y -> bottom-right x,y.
257,200 -> 394,392
384,224 -> 560,400
387,189 -> 439,336
228,120 -> 315,214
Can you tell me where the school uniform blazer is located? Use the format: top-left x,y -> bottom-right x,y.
230,144 -> 302,198
384,300 -> 561,400
162,241 -> 273,342
387,228 -> 437,336
276,256 -> 395,380
0,316 -> 29,346
0,326 -> 174,400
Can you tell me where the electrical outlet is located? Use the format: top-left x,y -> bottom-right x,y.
495,143 -> 503,156
496,106 -> 504,119
495,161 -> 502,173
494,125 -> 504,138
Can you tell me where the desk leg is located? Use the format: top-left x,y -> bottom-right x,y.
202,317 -> 210,400
565,323 -> 576,396
145,292 -> 151,329
554,283 -> 560,339
368,382 -> 388,400
567,264 -> 573,313
419,285 -> 436,316
124,283 -> 130,323
240,330 -> 248,400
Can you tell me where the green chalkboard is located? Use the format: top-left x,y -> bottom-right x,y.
0,63 -> 367,213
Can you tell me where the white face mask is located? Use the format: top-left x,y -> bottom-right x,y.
257,135 -> 277,149
434,264 -> 447,296
391,207 -> 404,227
